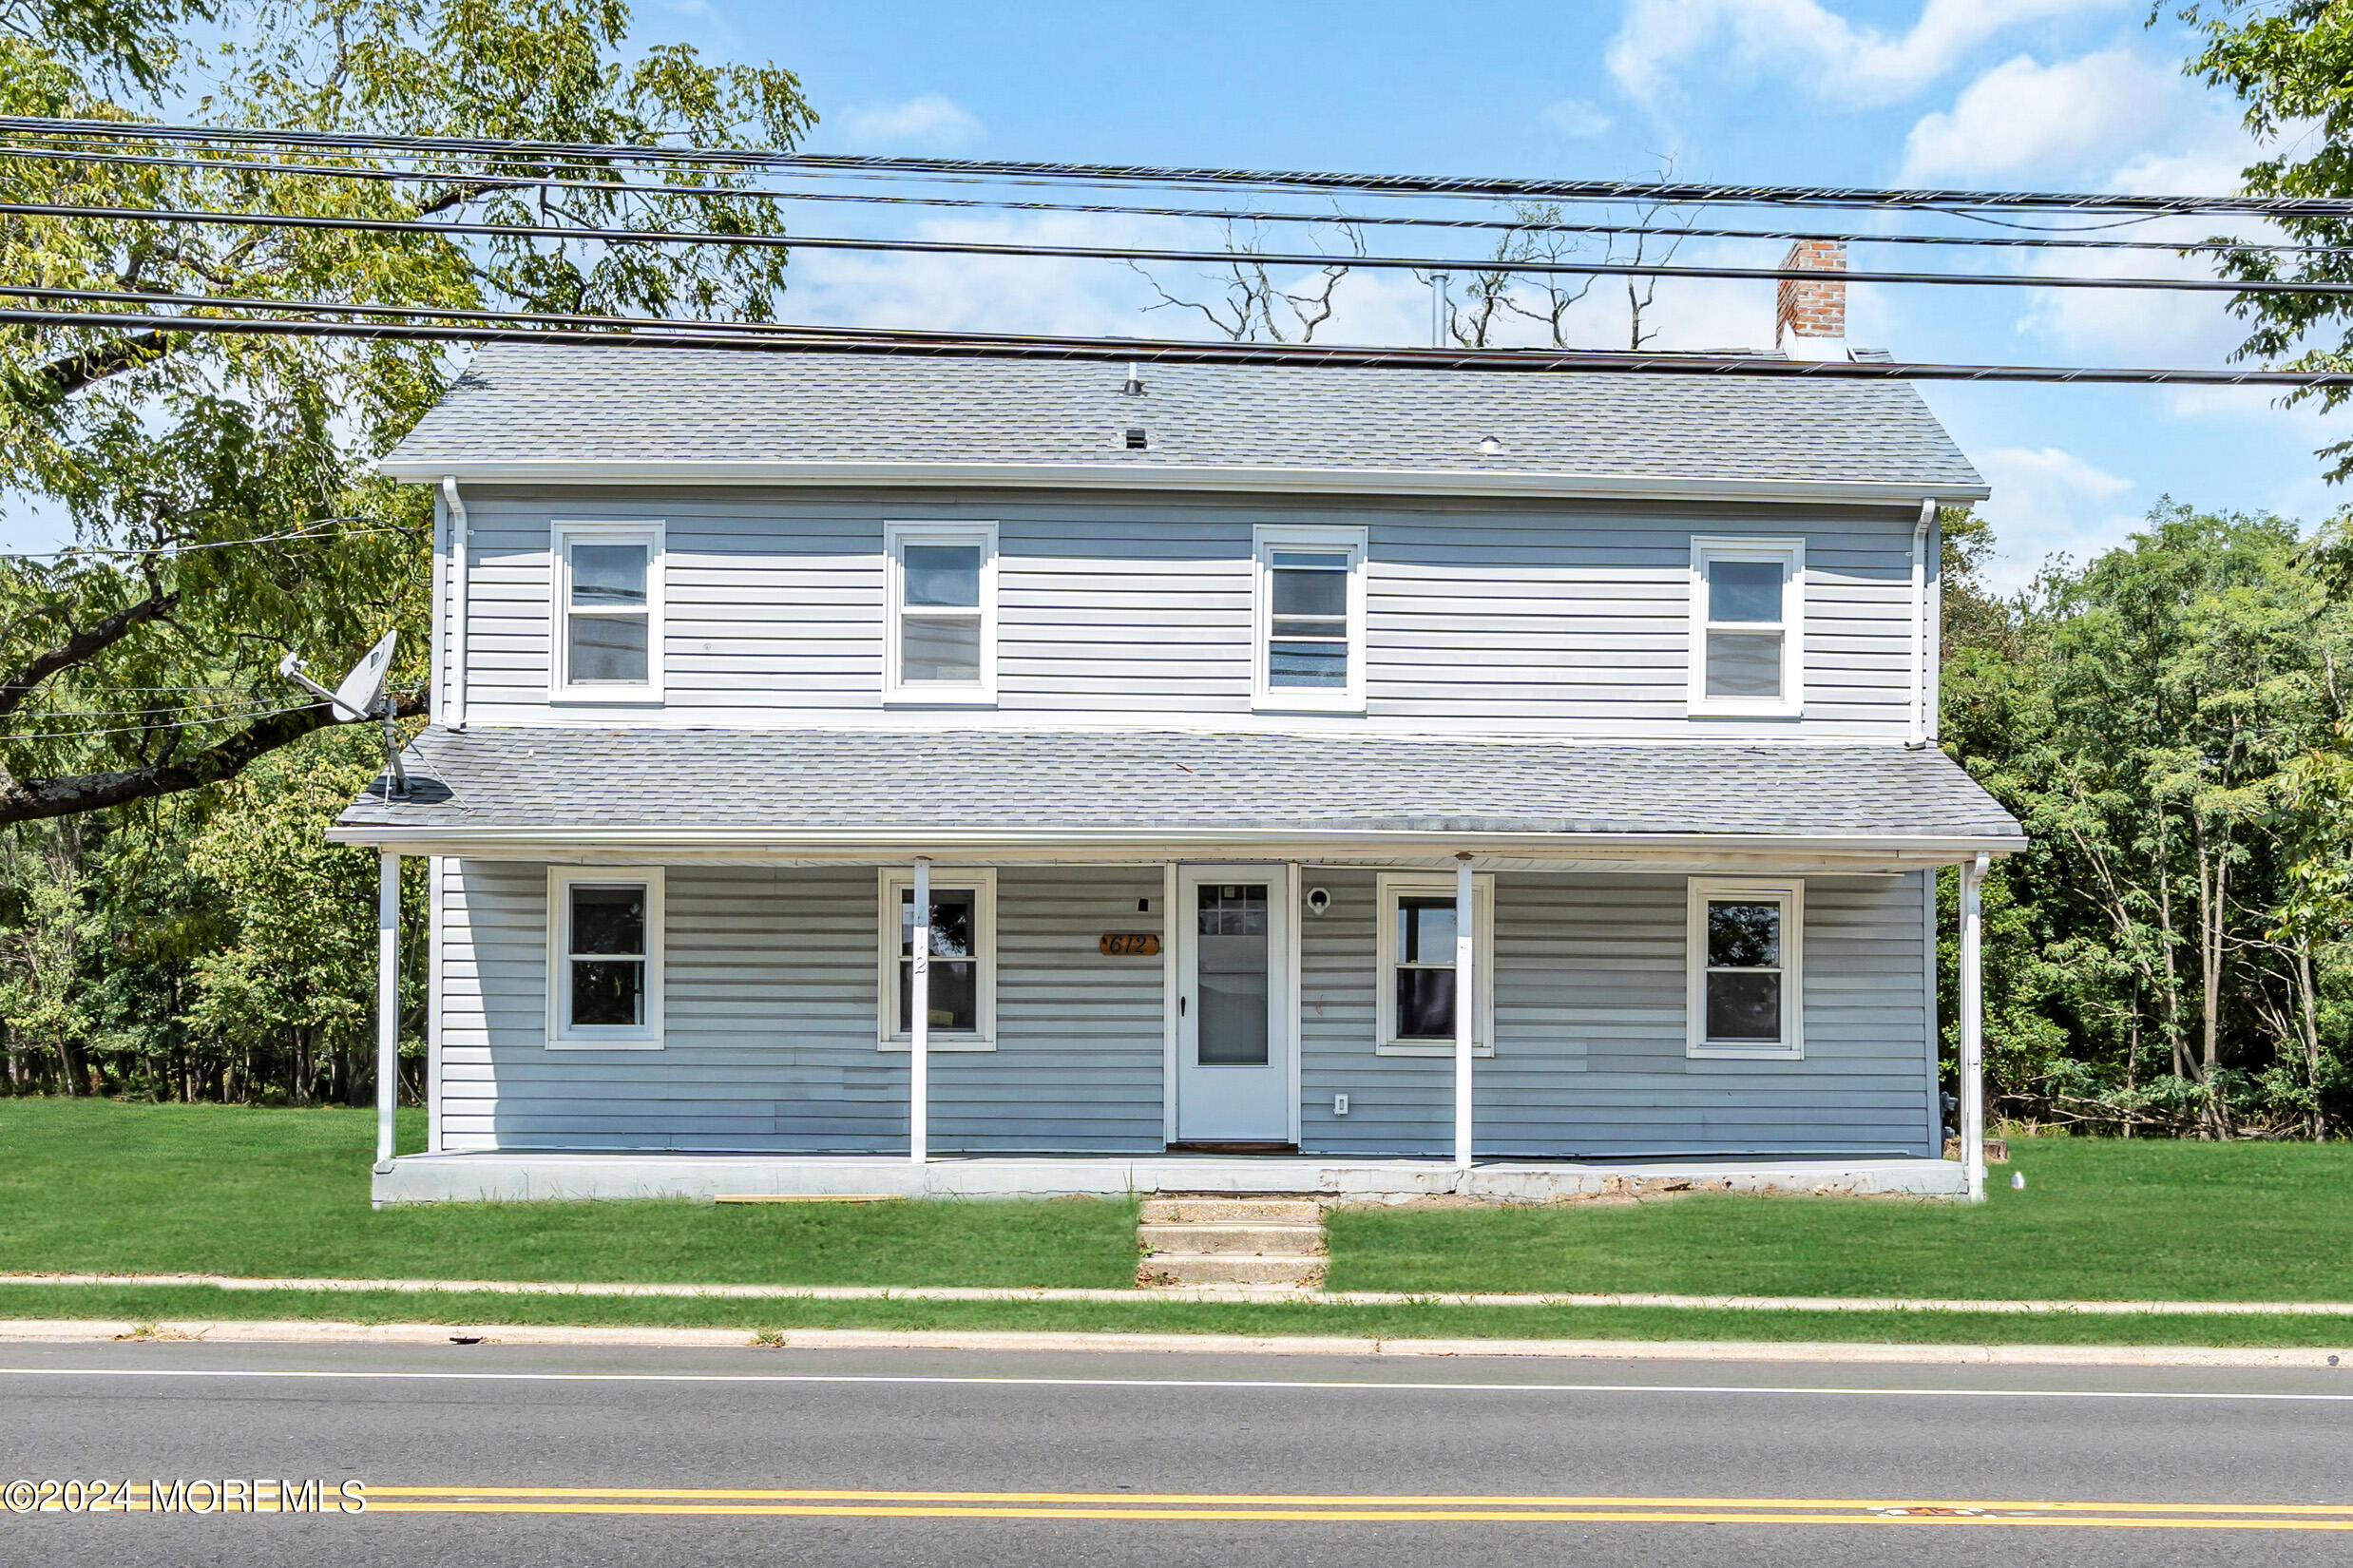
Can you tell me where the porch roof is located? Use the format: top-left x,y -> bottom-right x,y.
330,727 -> 2023,860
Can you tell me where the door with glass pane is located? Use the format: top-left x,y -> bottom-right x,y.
1174,867 -> 1293,1143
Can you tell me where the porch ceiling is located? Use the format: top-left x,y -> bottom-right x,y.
328,727 -> 2023,865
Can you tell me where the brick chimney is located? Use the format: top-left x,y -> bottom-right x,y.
1773,238 -> 1847,361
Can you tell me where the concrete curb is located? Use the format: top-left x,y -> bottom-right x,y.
0,1318 -> 2344,1367
8,1272 -> 2353,1317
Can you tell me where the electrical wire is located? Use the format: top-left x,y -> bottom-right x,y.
3,200 -> 2334,296
0,701 -> 325,742
9,292 -> 2351,385
0,522 -> 414,562
0,138 -> 2334,258
9,115 -> 2353,219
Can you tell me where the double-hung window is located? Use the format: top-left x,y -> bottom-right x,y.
1686,878 -> 1803,1060
1375,871 -> 1493,1055
1689,537 -> 1803,717
886,522 -> 998,703
546,868 -> 663,1048
1253,524 -> 1367,713
551,522 -> 663,700
877,869 -> 998,1049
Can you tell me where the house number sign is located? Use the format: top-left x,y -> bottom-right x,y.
1099,933 -> 1160,957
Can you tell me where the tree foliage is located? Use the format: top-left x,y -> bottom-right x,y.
0,0 -> 813,823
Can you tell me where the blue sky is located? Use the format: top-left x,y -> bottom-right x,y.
11,0 -> 2333,587
638,0 -> 2336,589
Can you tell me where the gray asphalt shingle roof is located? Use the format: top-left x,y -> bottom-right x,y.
334,728 -> 2021,842
378,346 -> 1985,492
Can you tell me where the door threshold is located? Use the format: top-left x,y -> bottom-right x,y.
1163,1141 -> 1301,1156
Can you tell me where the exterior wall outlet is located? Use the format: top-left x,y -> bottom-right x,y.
1332,1094 -> 1349,1116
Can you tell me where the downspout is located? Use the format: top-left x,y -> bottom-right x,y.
441,475 -> 469,731
1906,497 -> 1933,749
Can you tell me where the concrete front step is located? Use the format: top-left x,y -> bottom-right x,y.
1137,1221 -> 1326,1257
1138,1252 -> 1328,1288
1140,1196 -> 1324,1225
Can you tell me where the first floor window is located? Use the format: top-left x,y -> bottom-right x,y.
1686,879 -> 1803,1059
878,869 -> 998,1048
1689,537 -> 1802,716
547,868 -> 663,1046
1375,871 -> 1492,1054
552,522 -> 663,698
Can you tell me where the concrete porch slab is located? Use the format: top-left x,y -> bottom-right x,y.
373,1152 -> 1965,1206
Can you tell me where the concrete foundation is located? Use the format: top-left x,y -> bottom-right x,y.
373,1152 -> 1966,1206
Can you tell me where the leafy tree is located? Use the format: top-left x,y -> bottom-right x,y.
0,0 -> 813,823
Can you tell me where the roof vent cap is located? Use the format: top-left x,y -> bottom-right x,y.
1121,364 -> 1145,396
1478,434 -> 1505,457
1123,427 -> 1149,450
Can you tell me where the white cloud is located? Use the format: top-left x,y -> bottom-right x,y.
1972,444 -> 2140,587
1541,98 -> 1614,138
1606,0 -> 2123,110
835,94 -> 985,152
1900,49 -> 2184,182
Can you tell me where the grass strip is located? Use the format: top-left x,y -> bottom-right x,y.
4,1285 -> 2352,1349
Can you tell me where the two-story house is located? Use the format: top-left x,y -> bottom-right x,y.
335,284 -> 2022,1206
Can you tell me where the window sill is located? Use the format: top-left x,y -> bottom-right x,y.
1377,1041 -> 1495,1058
882,692 -> 999,708
546,1037 -> 665,1051
1686,702 -> 1804,720
1253,695 -> 1366,716
878,1038 -> 998,1053
549,690 -> 666,706
1686,1044 -> 1805,1061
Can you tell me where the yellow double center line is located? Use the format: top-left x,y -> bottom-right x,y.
360,1487 -> 2353,1529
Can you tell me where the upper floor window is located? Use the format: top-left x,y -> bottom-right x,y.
1689,537 -> 1803,717
1686,878 -> 1803,1060
886,521 -> 998,704
1253,524 -> 1367,713
551,521 -> 663,701
546,867 -> 664,1049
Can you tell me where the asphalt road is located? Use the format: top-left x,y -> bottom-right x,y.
3,1340 -> 2352,1566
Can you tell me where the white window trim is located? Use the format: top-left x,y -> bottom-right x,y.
884,521 -> 999,706
877,867 -> 999,1051
549,520 -> 665,703
1688,535 -> 1804,718
1686,877 -> 1805,1061
1375,870 -> 1495,1056
545,866 -> 665,1050
1253,523 -> 1368,715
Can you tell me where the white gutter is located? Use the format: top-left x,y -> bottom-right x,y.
1908,497 -> 1934,748
378,458 -> 1989,507
441,476 -> 469,731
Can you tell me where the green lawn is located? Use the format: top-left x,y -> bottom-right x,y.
1326,1138 -> 2353,1302
0,1099 -> 1138,1289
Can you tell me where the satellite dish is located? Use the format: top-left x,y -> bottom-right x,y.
278,628 -> 409,798
278,629 -> 396,722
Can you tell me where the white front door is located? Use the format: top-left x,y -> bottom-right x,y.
1173,866 -> 1293,1144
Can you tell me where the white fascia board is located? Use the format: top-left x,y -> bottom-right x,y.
373,457 -> 1991,507
326,823 -> 2025,862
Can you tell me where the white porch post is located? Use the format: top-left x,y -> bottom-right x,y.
909,857 -> 930,1166
374,851 -> 400,1175
1453,852 -> 1474,1171
1960,851 -> 1989,1202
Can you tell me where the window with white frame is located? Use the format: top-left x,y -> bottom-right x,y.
546,868 -> 663,1047
886,522 -> 998,702
1686,879 -> 1803,1059
877,868 -> 998,1049
1688,537 -> 1803,716
551,522 -> 663,698
1375,871 -> 1494,1055
1253,524 -> 1368,712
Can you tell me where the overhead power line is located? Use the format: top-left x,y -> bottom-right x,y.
8,116 -> 2353,220
0,521 -> 413,562
9,290 -> 2350,386
0,700 -> 323,742
1,201 -> 2332,296
0,138 -> 2337,257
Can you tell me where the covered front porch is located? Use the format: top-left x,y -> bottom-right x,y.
334,727 -> 2022,1206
